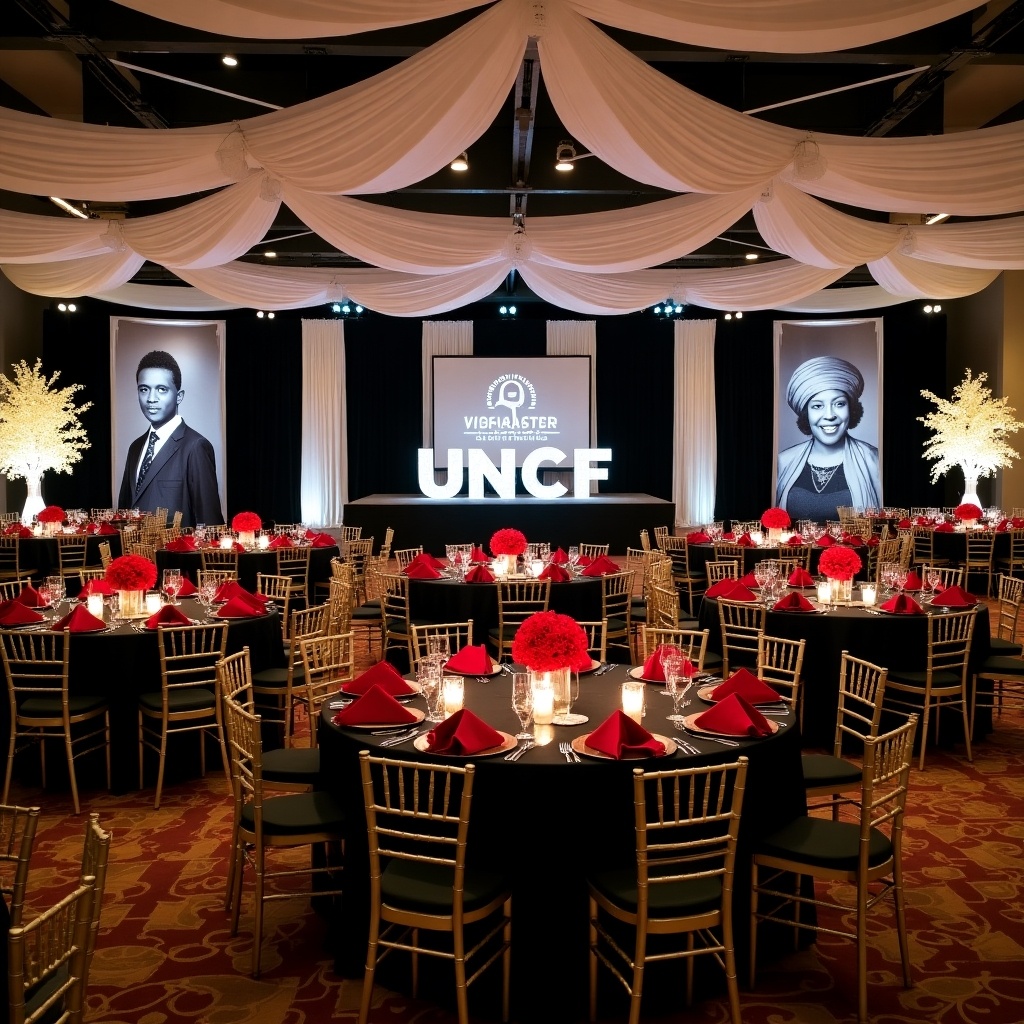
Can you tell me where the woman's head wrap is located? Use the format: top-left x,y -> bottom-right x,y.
786,356 -> 864,414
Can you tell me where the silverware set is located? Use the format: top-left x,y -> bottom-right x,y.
559,741 -> 581,762
592,663 -> 615,676
504,740 -> 534,761
678,726 -> 740,747
378,727 -> 426,748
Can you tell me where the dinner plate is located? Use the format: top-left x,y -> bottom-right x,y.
696,684 -> 785,706
571,732 -> 676,760
627,666 -> 697,685
875,606 -> 926,616
143,618 -> 203,630
927,600 -> 979,611
580,658 -> 602,675
2,619 -> 50,629
335,707 -> 425,730
340,681 -> 422,702
442,659 -> 502,677
412,730 -> 516,758
682,713 -> 778,738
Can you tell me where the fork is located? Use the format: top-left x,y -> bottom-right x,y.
559,741 -> 581,763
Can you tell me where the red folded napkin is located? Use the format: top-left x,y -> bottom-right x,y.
694,693 -> 772,737
176,576 -> 197,596
996,518 -> 1010,532
17,585 -> 48,608
686,531 -> 711,543
268,535 -> 293,549
538,564 -> 570,582
736,533 -> 754,547
1012,517 -> 1024,529
586,710 -> 665,759
930,585 -> 975,607
342,662 -> 414,696
865,535 -> 879,547
576,554 -> 592,566
145,604 -> 192,629
934,522 -> 954,533
97,523 -> 118,536
914,516 -> 933,526
898,518 -> 913,529
426,707 -> 504,755
640,646 -> 694,682
213,581 -> 267,607
405,560 -> 441,579
313,532 -> 336,547
51,604 -> 105,633
738,571 -> 758,587
774,591 -> 814,612
711,668 -> 781,704
78,579 -> 114,598
879,593 -> 924,615
164,536 -> 196,552
444,645 -> 492,674
333,684 -> 419,726
816,534 -> 835,546
464,565 -> 495,583
426,554 -> 447,568
788,567 -> 815,587
784,534 -> 804,545
722,532 -> 735,540
904,570 -> 923,590
217,596 -> 262,618
85,523 -> 98,535
710,581 -> 757,602
471,546 -> 489,562
705,578 -> 739,598
581,555 -> 620,576
0,600 -> 44,626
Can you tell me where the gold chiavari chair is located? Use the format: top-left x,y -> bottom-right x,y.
705,559 -> 739,588
717,598 -> 766,676
200,547 -> 239,575
276,544 -> 312,607
0,537 -> 34,583
256,573 -> 292,645
579,542 -> 609,560
410,621 -> 475,672
918,564 -> 964,590
600,569 -> 634,659
757,634 -> 806,728
576,619 -> 608,664
638,626 -> 709,670
963,529 -> 996,596
299,633 -> 356,746
0,803 -> 40,927
489,579 -> 551,662
393,547 -> 423,571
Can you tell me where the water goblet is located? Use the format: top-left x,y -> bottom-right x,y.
163,569 -> 182,605
418,661 -> 445,723
926,568 -> 942,593
658,648 -> 685,697
895,567 -> 909,594
664,671 -> 690,723
426,633 -> 451,663
511,672 -> 535,740
552,671 -> 585,726
45,575 -> 65,612
567,546 -> 580,572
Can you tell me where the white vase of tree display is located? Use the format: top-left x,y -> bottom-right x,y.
919,370 -> 1023,508
0,359 -> 92,524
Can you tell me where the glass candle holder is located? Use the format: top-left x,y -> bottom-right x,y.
532,677 -> 554,725
145,592 -> 163,614
219,535 -> 234,550
861,584 -> 877,606
816,580 -> 832,607
442,676 -> 464,717
621,680 -> 645,723
86,594 -> 104,618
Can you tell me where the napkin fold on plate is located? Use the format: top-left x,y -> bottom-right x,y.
710,667 -> 781,704
0,600 -> 44,626
878,593 -> 924,615
404,560 -> 441,579
164,536 -> 196,552
17,585 -> 48,608
738,571 -> 758,587
930,585 -> 975,607
550,547 -> 569,564
586,710 -> 665,759
213,581 -> 267,607
784,535 -> 804,545
332,684 -> 420,726
903,570 -> 923,590
686,531 -> 711,544
581,555 -> 620,576
816,534 -> 835,546
538,564 -> 570,582
933,522 -> 954,533
464,564 -> 495,583
97,523 -> 118,536
426,707 -> 504,755
788,567 -> 815,587
641,647 -> 694,681
773,591 -> 815,612
444,644 -> 492,674
310,533 -> 336,547
145,604 -> 192,629
342,661 -> 415,696
898,518 -> 913,529
470,546 -> 489,562
735,532 -> 755,547
78,579 -> 114,598
51,604 -> 105,632
268,535 -> 293,549
176,576 -> 197,596
217,596 -> 263,618
706,580 -> 757,602
694,693 -> 772,737
705,578 -> 740,599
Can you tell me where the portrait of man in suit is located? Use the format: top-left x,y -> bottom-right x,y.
117,349 -> 224,526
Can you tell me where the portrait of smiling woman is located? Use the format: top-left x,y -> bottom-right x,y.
775,355 -> 881,521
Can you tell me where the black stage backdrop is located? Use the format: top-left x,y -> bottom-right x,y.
32,300 -> 948,522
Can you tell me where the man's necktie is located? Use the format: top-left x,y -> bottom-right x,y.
137,430 -> 158,486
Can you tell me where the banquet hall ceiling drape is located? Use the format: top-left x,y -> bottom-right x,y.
1,0 -> 1021,316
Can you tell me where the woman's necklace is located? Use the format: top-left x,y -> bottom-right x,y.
809,462 -> 840,493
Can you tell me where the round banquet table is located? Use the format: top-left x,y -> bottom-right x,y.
18,532 -> 124,586
407,575 -> 608,655
318,665 -> 805,1022
698,590 -> 992,748
687,541 -> 868,579
3,596 -> 284,795
156,544 -> 338,593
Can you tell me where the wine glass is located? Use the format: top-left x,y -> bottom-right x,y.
567,546 -> 580,572
659,647 -> 685,696
926,567 -> 942,593
663,670 -> 691,724
426,633 -> 451,664
552,671 -> 585,726
895,567 -> 909,594
511,673 -> 534,740
163,569 -> 182,606
418,661 -> 445,723
199,579 -> 218,612
45,575 -> 65,613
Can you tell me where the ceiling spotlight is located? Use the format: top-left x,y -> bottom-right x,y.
49,196 -> 89,220
674,305 -> 683,314
267,311 -> 275,319
341,304 -> 351,314
555,141 -> 577,172
724,313 -> 733,320
67,303 -> 77,312
331,303 -> 341,313
355,305 -> 363,314
499,305 -> 508,315
508,305 -> 517,315
264,250 -> 277,259
222,55 -> 238,67
450,152 -> 469,172
653,306 -> 662,314
933,303 -> 941,312
257,310 -> 265,318
925,213 -> 949,225
745,253 -> 758,261
735,311 -> 743,318
57,303 -> 67,312
924,304 -> 932,313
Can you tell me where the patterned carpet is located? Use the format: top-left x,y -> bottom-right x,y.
11,702 -> 1024,1024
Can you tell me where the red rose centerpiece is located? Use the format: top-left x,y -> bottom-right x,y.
231,511 -> 262,547
37,505 -> 65,536
490,527 -> 528,576
818,545 -> 862,604
511,610 -> 591,725
105,553 -> 158,618
954,502 -> 983,527
760,507 -> 792,545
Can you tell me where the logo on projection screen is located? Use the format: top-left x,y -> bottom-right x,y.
459,373 -> 557,441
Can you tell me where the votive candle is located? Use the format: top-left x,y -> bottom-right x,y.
816,581 -> 832,606
861,584 -> 877,606
532,679 -> 554,725
257,533 -> 270,550
219,535 -> 234,550
621,680 -> 645,724
145,592 -> 163,614
442,676 -> 464,717
86,594 -> 104,618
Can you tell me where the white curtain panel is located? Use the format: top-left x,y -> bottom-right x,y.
546,320 -> 597,492
111,0 -> 979,53
674,320 -> 717,527
301,319 -> 347,525
421,321 -> 473,484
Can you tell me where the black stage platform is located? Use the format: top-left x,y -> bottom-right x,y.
342,493 -> 674,554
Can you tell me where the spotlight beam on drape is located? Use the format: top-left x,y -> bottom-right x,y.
301,319 -> 347,525
674,320 -> 717,526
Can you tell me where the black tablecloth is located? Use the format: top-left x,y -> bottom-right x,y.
698,591 -> 991,747
318,665 -> 805,1021
156,545 -> 338,593
688,542 -> 869,579
19,533 -> 124,586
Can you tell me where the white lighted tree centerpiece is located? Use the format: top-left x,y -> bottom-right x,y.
0,359 -> 92,524
919,370 -> 1023,508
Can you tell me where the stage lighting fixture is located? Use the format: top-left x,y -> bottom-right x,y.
508,305 -> 517,315
499,306 -> 508,315
355,305 -> 364,313
222,55 -> 238,66
724,313 -> 733,320
267,311 -> 275,319
735,311 -> 743,318
331,303 -> 341,313
49,196 -> 89,219
745,253 -> 758,260
57,303 -> 67,312
555,142 -> 576,171
342,304 -> 351,314
264,250 -> 277,258
450,152 -> 469,172
257,310 -> 265,318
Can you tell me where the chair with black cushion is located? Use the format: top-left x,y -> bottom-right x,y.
256,573 -> 292,646
489,579 -> 551,662
802,651 -> 888,819
138,622 -> 229,809
717,598 -> 766,677
299,633 -> 356,747
963,529 -> 996,596
0,537 -> 33,584
993,527 -> 1024,578
588,758 -> 749,1024
380,572 -> 430,667
7,878 -> 94,1024
884,609 -> 975,769
351,559 -> 386,657
757,634 -> 806,728
276,544 -> 312,608
358,751 -> 512,1024
577,619 -> 608,664
911,526 -> 949,567
410,621 -> 474,673
55,535 -> 89,581
988,573 -> 1024,656
326,577 -> 354,636
1,629 -> 110,815
663,536 -> 706,617
970,619 -> 1024,739
750,716 -> 918,1024
223,695 -> 346,978
600,569 -> 634,660
0,804 -> 40,926
78,812 -> 110,998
